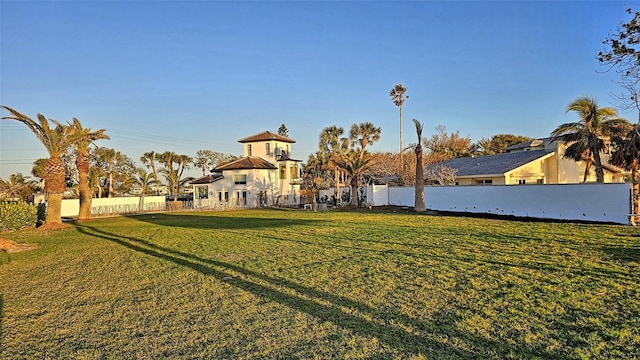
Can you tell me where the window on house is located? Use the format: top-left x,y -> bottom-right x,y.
247,144 -> 252,156
195,186 -> 208,199
537,179 -> 544,184
266,143 -> 271,154
233,174 -> 247,184
518,179 -> 526,185
290,164 -> 299,179
475,179 -> 492,185
280,165 -> 287,179
218,191 -> 229,202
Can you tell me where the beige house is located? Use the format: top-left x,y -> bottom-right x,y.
431,138 -> 625,185
190,131 -> 302,207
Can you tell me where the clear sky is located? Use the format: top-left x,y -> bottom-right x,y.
0,1 -> 637,179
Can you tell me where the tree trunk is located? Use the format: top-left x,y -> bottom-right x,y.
334,166 -> 340,204
350,177 -> 358,206
76,153 -> 92,221
593,150 -> 605,183
414,145 -> 426,212
43,156 -> 66,224
140,194 -> 146,213
632,166 -> 639,226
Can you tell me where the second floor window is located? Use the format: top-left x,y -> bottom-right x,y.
233,174 -> 247,184
247,144 -> 252,156
266,143 -> 270,154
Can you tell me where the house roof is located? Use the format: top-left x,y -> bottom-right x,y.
190,174 -> 224,184
430,150 -> 554,177
214,156 -> 277,171
276,150 -> 302,162
238,131 -> 296,144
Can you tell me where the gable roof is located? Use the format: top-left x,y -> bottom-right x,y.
430,150 -> 554,177
190,174 -> 223,184
238,131 -> 296,144
214,156 -> 277,171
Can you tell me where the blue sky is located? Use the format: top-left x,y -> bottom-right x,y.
0,1 -> 636,179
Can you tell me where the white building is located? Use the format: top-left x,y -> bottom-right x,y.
190,131 -> 302,208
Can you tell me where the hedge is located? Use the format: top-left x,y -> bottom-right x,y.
0,201 -> 39,231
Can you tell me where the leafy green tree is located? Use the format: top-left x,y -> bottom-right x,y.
278,124 -> 289,137
193,150 -> 235,176
474,134 -> 534,155
610,124 -> 640,223
349,122 -> 381,160
390,84 -> 408,159
424,125 -> 474,163
71,119 -> 109,221
413,119 -> 425,212
93,147 -> 136,197
1,106 -> 85,225
599,9 -> 640,121
551,97 -> 631,183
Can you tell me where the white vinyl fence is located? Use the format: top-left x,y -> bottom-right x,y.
60,196 -> 166,217
370,183 -> 631,224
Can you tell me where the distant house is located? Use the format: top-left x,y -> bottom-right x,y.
190,131 -> 302,207
428,138 -> 625,185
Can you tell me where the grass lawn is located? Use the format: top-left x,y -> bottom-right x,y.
1,209 -> 639,359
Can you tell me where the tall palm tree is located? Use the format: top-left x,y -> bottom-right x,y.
413,119 -> 426,212
140,151 -> 161,195
610,124 -> 640,224
319,126 -> 348,203
550,97 -> 631,182
390,84 -> 408,160
71,119 -> 109,221
1,106 -> 83,225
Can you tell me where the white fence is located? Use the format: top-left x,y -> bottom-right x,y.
60,196 -> 166,217
58,184 -> 632,224
370,183 -> 631,224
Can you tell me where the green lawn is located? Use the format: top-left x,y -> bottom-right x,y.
1,209 -> 639,359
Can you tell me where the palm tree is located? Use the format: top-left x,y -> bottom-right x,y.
334,150 -> 376,206
390,84 -> 408,160
1,106 -> 83,225
349,122 -> 381,160
319,126 -> 348,203
0,173 -> 38,202
72,119 -> 109,221
550,97 -> 631,182
140,151 -> 161,195
133,168 -> 157,212
413,119 -> 426,212
610,124 -> 640,224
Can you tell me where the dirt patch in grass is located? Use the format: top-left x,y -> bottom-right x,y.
0,238 -> 36,253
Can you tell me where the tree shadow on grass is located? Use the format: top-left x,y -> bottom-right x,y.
123,213 -> 327,231
75,223 -> 567,359
601,244 -> 640,263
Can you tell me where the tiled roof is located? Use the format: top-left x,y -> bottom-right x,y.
214,156 -> 277,171
190,174 -> 223,184
238,131 -> 296,143
429,150 -> 554,176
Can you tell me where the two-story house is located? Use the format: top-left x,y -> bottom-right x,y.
190,131 -> 302,208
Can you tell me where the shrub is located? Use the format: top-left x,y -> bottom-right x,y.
0,201 -> 38,231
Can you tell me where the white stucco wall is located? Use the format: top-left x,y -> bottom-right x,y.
378,183 -> 631,224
